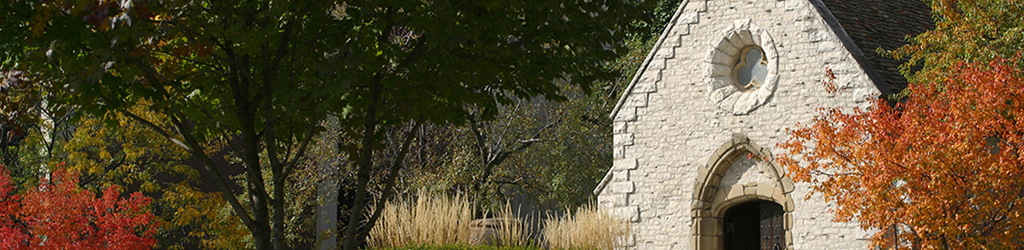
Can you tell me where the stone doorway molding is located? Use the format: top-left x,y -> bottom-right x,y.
691,133 -> 795,249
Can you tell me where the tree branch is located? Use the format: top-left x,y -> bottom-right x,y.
357,120 -> 422,242
281,119 -> 319,181
121,109 -> 259,232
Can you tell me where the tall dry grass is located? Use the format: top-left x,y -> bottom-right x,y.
542,205 -> 630,250
494,204 -> 531,247
367,191 -> 475,248
367,191 -> 629,249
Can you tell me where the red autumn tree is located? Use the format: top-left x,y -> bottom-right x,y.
0,165 -> 158,249
0,164 -> 28,249
778,59 -> 1024,249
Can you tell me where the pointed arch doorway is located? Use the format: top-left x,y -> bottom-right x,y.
691,134 -> 795,250
722,200 -> 785,250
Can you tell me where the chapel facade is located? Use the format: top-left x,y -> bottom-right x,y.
593,0 -> 933,249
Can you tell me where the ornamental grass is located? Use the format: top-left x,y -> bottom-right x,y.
367,191 -> 629,250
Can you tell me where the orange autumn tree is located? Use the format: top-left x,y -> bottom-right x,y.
778,59 -> 1024,249
0,164 -> 158,249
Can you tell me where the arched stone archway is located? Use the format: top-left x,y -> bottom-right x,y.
691,133 -> 795,250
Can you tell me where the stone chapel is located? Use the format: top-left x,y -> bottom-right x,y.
593,0 -> 933,249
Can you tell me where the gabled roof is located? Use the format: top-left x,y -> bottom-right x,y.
609,0 -> 934,118
812,0 -> 934,95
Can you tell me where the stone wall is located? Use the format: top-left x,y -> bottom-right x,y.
597,0 -> 880,249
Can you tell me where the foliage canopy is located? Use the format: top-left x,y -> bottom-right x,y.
0,0 -> 649,249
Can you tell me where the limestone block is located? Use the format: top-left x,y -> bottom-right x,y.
613,121 -> 628,134
691,199 -> 706,210
613,169 -> 630,182
650,58 -> 666,70
610,181 -> 636,194
626,93 -> 649,108
616,206 -> 640,222
679,12 -> 700,25
726,184 -> 744,201
781,177 -> 795,193
785,0 -> 804,11
709,63 -> 731,77
709,170 -> 724,185
732,133 -> 749,145
818,42 -> 838,52
694,217 -> 721,236
709,49 -> 733,64
606,194 -> 629,206
636,70 -> 661,85
615,158 -> 639,170
676,24 -> 692,36
698,235 -> 721,249
756,183 -> 775,198
655,47 -> 676,59
615,107 -> 637,122
743,184 -> 758,196
809,29 -> 830,42
692,208 -> 711,219
614,134 -> 635,148
772,187 -> 786,203
785,213 -> 793,230
633,80 -> 659,93
711,189 -> 727,207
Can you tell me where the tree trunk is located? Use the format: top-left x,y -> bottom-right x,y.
230,56 -> 273,249
356,122 -> 421,242
273,175 -> 286,249
342,83 -> 383,250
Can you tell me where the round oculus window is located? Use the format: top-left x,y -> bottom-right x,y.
734,46 -> 768,90
704,19 -> 778,115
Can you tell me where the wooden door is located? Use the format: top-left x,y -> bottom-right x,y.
723,200 -> 785,250
759,201 -> 785,250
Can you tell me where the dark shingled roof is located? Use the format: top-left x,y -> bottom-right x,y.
812,0 -> 934,95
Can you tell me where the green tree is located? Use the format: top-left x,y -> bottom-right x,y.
60,106 -> 250,249
0,70 -> 37,168
398,84 -> 612,212
398,0 -> 685,212
889,0 -> 1024,86
1,1 -> 649,249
